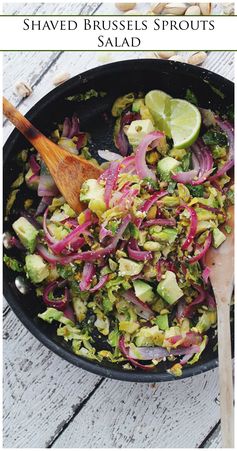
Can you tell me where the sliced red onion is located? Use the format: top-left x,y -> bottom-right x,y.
115,111 -> 140,157
127,238 -> 152,262
188,232 -> 212,264
43,207 -> 57,245
173,139 -> 213,185
119,336 -> 155,370
99,224 -> 113,243
135,131 -> 165,181
50,221 -> 91,254
38,162 -> 59,197
35,196 -> 52,217
202,266 -> 210,284
119,155 -> 136,174
63,303 -> 76,323
135,190 -> 168,228
156,258 -> 176,282
104,161 -> 120,208
198,204 -> 222,214
176,205 -> 198,251
123,289 -> 154,320
141,218 -> 176,229
68,114 -> 80,139
209,159 -> 234,182
215,116 -> 234,160
43,280 -> 69,310
77,132 -> 87,150
167,330 -> 202,347
98,150 -> 123,162
182,285 -> 206,317
209,117 -> 234,182
172,169 -> 198,184
89,274 -> 109,292
206,292 -> 216,309
9,236 -> 25,250
128,344 -> 200,360
79,263 -> 95,291
62,117 -> 71,137
29,154 -> 40,174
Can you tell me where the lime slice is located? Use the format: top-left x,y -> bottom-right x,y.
145,90 -> 172,136
169,99 -> 201,148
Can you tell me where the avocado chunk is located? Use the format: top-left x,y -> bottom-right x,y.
118,258 -> 143,277
25,254 -> 49,284
127,119 -> 155,147
157,156 -> 180,181
80,179 -> 105,203
133,279 -> 154,303
155,314 -> 169,331
13,217 -> 38,253
157,270 -> 183,305
212,228 -> 226,248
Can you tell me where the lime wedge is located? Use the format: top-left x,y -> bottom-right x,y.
145,90 -> 172,136
169,99 -> 201,148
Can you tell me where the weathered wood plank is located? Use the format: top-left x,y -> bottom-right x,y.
52,369 -> 220,448
3,310 -> 102,448
204,424 -> 221,448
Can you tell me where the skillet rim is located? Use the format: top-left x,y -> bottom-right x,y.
3,59 -> 233,382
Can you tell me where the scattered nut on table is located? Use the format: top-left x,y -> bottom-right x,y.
52,71 -> 70,86
143,51 -> 160,59
162,3 -> 187,15
185,5 -> 201,15
188,51 -> 207,66
157,51 -> 176,59
199,3 -> 212,15
115,3 -> 136,12
150,3 -> 167,14
14,81 -> 32,98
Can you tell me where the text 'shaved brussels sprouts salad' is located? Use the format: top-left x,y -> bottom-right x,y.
4,88 -> 234,376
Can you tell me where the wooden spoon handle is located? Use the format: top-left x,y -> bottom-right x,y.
217,302 -> 234,448
3,96 -> 68,173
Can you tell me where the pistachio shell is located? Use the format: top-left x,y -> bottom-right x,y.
151,3 -> 167,14
162,3 -> 187,15
14,81 -> 32,98
199,3 -> 212,15
157,51 -> 176,59
115,3 -> 136,12
188,51 -> 207,66
53,71 -> 70,86
185,5 -> 201,15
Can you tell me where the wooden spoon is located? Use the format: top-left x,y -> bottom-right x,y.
205,204 -> 234,448
3,97 -> 102,213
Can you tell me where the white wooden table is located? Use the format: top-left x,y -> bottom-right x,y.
3,3 -> 234,448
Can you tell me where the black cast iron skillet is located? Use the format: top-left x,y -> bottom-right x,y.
3,59 -> 234,382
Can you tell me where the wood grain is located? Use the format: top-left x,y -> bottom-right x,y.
3,311 -> 101,448
52,369 -> 220,448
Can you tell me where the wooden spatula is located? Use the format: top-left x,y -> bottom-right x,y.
3,97 -> 102,213
205,205 -> 234,448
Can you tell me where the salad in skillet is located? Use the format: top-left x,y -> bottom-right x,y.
4,89 -> 234,376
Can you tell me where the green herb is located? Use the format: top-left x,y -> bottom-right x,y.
167,181 -> 176,194
202,130 -> 228,147
80,147 -> 92,160
107,220 -> 119,234
182,153 -> 191,171
129,223 -> 139,239
57,264 -> 75,279
143,177 -> 158,189
226,105 -> 234,123
3,255 -> 23,272
185,88 -> 198,106
186,184 -> 204,197
66,89 -> 106,102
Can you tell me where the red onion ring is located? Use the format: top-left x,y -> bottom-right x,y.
176,205 -> 198,251
135,131 -> 165,181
